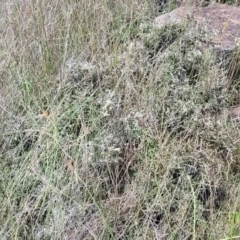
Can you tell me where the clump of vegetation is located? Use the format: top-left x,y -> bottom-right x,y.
1,0 -> 240,239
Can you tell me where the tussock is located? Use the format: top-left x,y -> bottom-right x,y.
1,0 -> 240,239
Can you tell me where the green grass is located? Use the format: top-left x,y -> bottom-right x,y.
1,0 -> 240,239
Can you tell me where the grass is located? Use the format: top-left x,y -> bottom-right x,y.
1,0 -> 240,239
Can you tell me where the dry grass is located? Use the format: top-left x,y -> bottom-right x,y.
1,0 -> 240,239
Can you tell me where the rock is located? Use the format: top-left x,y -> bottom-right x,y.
154,3 -> 240,52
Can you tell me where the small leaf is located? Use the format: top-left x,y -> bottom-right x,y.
37,110 -> 50,119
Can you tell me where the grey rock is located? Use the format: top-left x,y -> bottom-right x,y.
154,3 -> 240,52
